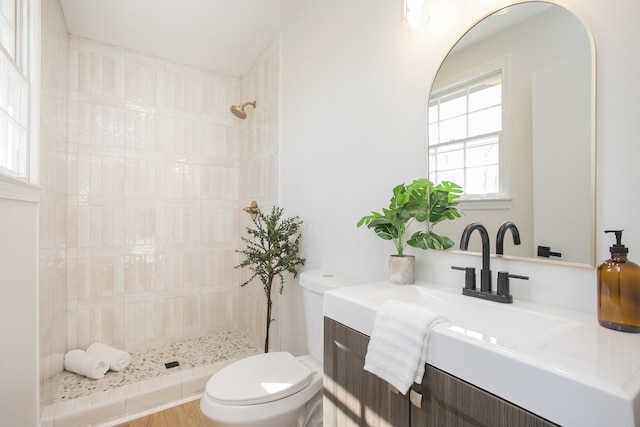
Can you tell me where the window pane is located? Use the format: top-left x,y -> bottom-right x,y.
0,21 -> 14,57
436,145 -> 464,171
7,66 -> 24,121
428,103 -> 438,124
428,170 -> 436,183
0,0 -> 15,59
428,122 -> 439,146
466,165 -> 499,194
440,92 -> 466,120
6,119 -> 26,176
469,106 -> 501,136
469,83 -> 501,112
0,0 -> 16,22
0,0 -> 29,179
439,115 -> 467,142
466,141 -> 498,167
438,169 -> 464,188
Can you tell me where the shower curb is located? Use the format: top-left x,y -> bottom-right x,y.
40,358 -> 238,427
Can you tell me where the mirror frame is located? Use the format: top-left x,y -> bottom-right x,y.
427,1 -> 597,268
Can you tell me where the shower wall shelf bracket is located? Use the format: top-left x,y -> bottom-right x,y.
243,201 -> 259,220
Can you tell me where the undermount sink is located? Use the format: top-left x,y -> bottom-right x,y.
413,286 -> 579,349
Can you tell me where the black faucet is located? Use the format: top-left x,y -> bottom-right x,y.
453,221 -> 528,303
459,222 -> 492,292
496,221 -> 521,255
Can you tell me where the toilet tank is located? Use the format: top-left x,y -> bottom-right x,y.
299,270 -> 363,363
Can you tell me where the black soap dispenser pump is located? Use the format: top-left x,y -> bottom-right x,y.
597,230 -> 640,332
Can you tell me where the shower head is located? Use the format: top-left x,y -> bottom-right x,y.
230,101 -> 256,119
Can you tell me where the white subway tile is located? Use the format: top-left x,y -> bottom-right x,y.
68,47 -> 78,92
77,50 -> 91,94
90,53 -> 103,95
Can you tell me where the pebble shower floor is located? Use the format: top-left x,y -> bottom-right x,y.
41,331 -> 261,427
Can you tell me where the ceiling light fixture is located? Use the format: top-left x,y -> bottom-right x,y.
403,0 -> 429,30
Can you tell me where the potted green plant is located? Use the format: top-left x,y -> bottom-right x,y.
357,178 -> 463,284
235,206 -> 306,352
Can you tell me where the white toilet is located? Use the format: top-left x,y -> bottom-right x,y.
200,269 -> 362,427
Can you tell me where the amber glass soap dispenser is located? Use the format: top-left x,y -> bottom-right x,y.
597,230 -> 640,332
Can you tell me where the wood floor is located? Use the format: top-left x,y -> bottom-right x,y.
115,399 -> 216,427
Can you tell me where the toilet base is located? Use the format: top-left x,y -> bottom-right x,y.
200,354 -> 323,427
295,389 -> 322,427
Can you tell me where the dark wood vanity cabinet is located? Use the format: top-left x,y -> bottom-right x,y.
413,364 -> 558,426
324,316 -> 410,426
324,317 -> 558,427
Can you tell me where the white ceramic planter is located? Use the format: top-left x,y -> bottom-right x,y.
389,255 -> 415,285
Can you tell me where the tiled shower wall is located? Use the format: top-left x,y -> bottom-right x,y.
65,35 -> 243,354
38,0 -> 280,408
39,0 -> 70,407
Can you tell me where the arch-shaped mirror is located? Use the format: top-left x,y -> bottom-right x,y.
428,2 -> 595,266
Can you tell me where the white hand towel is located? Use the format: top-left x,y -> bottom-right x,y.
64,349 -> 109,379
363,300 -> 448,394
86,342 -> 132,372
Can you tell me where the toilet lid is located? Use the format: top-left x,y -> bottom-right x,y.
206,352 -> 313,405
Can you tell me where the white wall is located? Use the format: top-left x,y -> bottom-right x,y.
0,197 -> 38,427
279,0 -> 640,353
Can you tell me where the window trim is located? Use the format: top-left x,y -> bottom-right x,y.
28,0 -> 39,185
0,170 -> 40,202
429,55 -> 512,206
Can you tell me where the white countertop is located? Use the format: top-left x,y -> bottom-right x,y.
323,280 -> 640,427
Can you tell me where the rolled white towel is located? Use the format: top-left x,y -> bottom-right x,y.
86,342 -> 131,372
64,349 -> 109,379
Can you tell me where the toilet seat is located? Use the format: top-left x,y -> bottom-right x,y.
206,352 -> 313,405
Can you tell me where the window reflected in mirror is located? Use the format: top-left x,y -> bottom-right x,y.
429,69 -> 503,198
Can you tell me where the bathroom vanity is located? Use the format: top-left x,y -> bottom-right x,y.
324,317 -> 555,426
322,281 -> 640,427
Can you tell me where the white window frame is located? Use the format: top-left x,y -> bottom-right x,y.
428,56 -> 512,210
0,0 -> 40,201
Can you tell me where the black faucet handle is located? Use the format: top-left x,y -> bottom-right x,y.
537,246 -> 562,258
497,271 -> 529,298
451,266 -> 476,290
